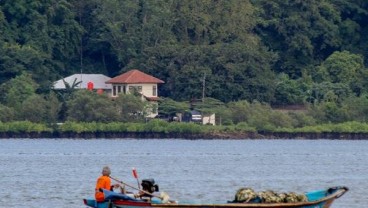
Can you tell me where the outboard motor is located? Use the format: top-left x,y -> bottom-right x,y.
141,179 -> 159,197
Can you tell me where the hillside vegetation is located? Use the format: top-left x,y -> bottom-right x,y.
1,0 -> 368,132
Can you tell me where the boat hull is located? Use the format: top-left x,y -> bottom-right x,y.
84,186 -> 348,208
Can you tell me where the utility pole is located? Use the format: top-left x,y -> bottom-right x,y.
78,3 -> 83,89
202,73 -> 206,102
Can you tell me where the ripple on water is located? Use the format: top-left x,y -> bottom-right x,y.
0,139 -> 366,208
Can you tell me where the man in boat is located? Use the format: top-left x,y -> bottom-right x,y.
95,166 -> 120,202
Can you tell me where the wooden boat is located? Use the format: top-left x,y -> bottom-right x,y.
83,186 -> 348,208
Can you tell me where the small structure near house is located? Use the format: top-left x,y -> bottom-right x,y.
182,110 -> 216,125
203,113 -> 216,125
53,74 -> 112,94
182,110 -> 202,123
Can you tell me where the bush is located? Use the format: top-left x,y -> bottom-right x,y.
102,122 -> 129,132
0,122 -> 9,132
307,102 -> 349,123
0,105 -> 15,122
144,119 -> 169,133
288,112 -> 316,128
66,91 -> 119,122
126,123 -> 145,132
268,111 -> 293,128
343,95 -> 368,122
235,122 -> 256,132
58,121 -> 88,133
0,121 -> 51,133
166,122 -> 203,133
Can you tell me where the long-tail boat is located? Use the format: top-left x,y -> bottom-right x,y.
83,185 -> 348,208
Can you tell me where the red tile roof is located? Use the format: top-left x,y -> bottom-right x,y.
106,69 -> 164,84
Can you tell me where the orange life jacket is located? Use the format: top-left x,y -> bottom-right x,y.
95,175 -> 111,202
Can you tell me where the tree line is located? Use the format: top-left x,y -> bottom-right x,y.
1,0 -> 368,127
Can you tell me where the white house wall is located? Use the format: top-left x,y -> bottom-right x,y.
111,83 -> 158,97
203,114 -> 216,125
110,83 -> 159,118
127,83 -> 157,97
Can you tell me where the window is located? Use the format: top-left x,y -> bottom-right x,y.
117,86 -> 122,94
153,85 -> 157,96
129,86 -> 142,93
129,86 -> 134,93
113,86 -> 117,96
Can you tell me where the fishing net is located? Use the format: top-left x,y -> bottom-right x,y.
233,188 -> 308,203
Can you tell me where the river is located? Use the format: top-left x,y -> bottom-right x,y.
0,139 -> 366,207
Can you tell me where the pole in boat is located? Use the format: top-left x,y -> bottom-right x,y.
132,167 -> 141,189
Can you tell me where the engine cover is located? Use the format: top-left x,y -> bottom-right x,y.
141,178 -> 159,194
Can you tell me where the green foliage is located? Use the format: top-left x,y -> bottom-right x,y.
166,122 -> 203,134
255,0 -> 343,76
0,104 -> 15,122
287,112 -> 317,128
313,51 -> 368,98
94,0 -> 277,102
268,111 -> 294,129
328,121 -> 368,133
57,120 -> 203,134
0,43 -> 48,85
99,122 -> 128,132
193,98 -> 225,114
309,82 -> 352,104
342,95 -> 368,122
235,122 -> 257,132
287,121 -> 368,133
114,94 -> 147,122
64,91 -> 152,123
307,102 -> 349,123
144,119 -> 169,133
4,119 -> 368,135
58,121 -> 89,133
0,72 -> 38,108
211,105 -> 233,126
158,98 -> 189,116
316,51 -> 364,84
126,123 -> 145,132
0,121 -> 51,133
18,94 -> 55,123
227,100 -> 252,124
227,100 -> 279,130
274,73 -> 309,105
6,92 -> 59,123
66,90 -> 118,122
0,0 -> 83,88
332,0 -> 368,62
1,0 -> 368,127
60,78 -> 82,99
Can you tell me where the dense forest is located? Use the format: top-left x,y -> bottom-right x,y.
1,0 -> 368,128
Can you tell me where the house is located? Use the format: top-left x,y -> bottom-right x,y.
106,69 -> 165,118
53,74 -> 112,94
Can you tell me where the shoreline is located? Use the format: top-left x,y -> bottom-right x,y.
1,131 -> 368,140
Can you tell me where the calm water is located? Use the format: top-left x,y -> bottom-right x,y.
0,139 -> 367,208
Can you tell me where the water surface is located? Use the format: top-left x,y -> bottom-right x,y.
0,139 -> 366,207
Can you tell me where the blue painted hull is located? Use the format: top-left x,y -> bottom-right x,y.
84,186 -> 348,208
